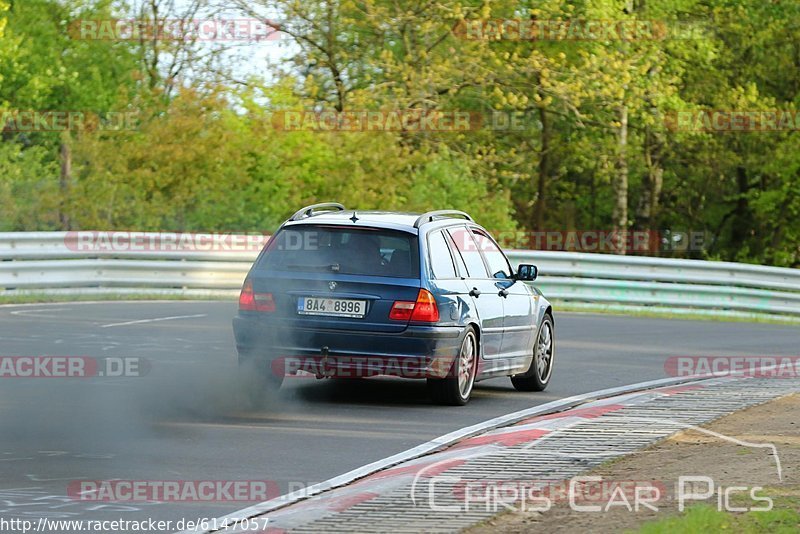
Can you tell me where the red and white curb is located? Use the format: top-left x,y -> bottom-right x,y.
177,375 -> 729,533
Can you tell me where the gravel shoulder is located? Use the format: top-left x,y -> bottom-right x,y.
468,393 -> 800,533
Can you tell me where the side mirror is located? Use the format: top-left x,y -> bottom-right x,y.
516,264 -> 538,281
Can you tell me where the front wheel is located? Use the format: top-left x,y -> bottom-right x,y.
427,327 -> 478,406
511,314 -> 554,392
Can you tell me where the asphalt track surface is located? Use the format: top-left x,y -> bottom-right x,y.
1,301 -> 798,529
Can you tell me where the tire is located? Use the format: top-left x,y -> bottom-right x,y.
237,353 -> 283,409
511,313 -> 554,392
427,327 -> 478,406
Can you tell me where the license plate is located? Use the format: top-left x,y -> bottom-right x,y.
297,297 -> 366,318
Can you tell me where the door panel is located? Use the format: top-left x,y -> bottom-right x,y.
446,226 -> 505,359
465,280 -> 505,358
466,226 -> 534,362
499,280 -> 535,360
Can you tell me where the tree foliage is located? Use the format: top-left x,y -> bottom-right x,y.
0,0 -> 799,266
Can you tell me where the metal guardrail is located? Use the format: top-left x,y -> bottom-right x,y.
510,250 -> 800,318
2,232 -> 799,319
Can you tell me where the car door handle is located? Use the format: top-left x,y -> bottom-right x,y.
469,287 -> 481,297
498,289 -> 509,298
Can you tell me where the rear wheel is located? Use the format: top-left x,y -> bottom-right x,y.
511,314 -> 554,392
427,327 -> 478,406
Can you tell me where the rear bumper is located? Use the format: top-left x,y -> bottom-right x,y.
232,315 -> 463,379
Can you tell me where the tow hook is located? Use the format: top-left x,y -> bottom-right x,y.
317,346 -> 330,379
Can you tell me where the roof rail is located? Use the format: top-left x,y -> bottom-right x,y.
413,210 -> 473,228
287,202 -> 346,222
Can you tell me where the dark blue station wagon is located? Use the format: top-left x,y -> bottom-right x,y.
233,203 -> 554,405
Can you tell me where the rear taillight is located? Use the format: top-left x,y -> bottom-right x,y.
410,289 -> 440,322
389,300 -> 415,321
238,279 -> 276,312
389,289 -> 439,322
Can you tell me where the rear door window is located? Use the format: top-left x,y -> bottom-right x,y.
443,230 -> 468,278
447,226 -> 489,278
258,226 -> 419,278
428,230 -> 457,279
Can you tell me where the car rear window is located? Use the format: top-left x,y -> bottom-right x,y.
257,226 -> 420,278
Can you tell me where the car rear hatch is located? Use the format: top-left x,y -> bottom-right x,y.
245,224 -> 421,334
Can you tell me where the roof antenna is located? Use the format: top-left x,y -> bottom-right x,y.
349,211 -> 359,223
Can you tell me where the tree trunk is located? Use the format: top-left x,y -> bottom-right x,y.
59,133 -> 72,230
612,105 -> 629,254
535,103 -> 551,232
730,165 -> 750,252
635,128 -> 664,254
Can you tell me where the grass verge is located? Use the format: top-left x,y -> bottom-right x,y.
553,302 -> 800,325
637,499 -> 800,533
